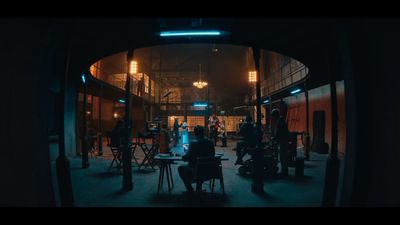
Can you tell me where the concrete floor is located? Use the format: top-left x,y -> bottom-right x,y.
54,139 -> 330,207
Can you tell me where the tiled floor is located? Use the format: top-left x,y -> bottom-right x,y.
58,138 -> 330,207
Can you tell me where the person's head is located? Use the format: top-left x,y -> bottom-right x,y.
245,115 -> 253,123
194,125 -> 205,138
271,108 -> 280,119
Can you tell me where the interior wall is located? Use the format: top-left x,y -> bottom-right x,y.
284,81 -> 346,156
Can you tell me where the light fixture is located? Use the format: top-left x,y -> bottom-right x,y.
81,73 -> 86,84
290,88 -> 301,94
160,30 -> 221,37
129,60 -> 137,75
193,102 -> 208,107
263,99 -> 270,104
113,113 -> 118,118
118,99 -> 126,103
193,64 -> 208,89
249,71 -> 257,83
212,43 -> 218,53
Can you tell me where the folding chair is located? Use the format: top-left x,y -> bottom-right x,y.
137,132 -> 157,171
107,132 -> 122,173
193,156 -> 225,195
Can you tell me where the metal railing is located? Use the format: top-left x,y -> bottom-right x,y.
89,63 -> 156,103
259,59 -> 309,97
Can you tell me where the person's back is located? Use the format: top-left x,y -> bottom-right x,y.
235,115 -> 256,165
179,125 -> 215,193
238,122 -> 257,147
183,138 -> 215,168
271,108 -> 290,176
274,117 -> 289,143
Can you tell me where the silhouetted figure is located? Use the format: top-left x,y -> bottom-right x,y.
181,121 -> 189,145
238,119 -> 244,131
86,127 -> 97,157
271,108 -> 289,177
219,119 -> 227,147
137,78 -> 144,96
209,114 -> 220,146
235,115 -> 257,165
110,120 -> 124,147
173,118 -> 181,147
178,125 -> 215,194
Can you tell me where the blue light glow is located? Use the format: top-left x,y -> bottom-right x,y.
118,99 -> 126,103
81,74 -> 86,84
263,99 -> 270,103
160,30 -> 221,37
290,89 -> 301,94
193,103 -> 208,107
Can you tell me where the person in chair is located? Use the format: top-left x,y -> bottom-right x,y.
178,125 -> 215,194
234,115 -> 257,165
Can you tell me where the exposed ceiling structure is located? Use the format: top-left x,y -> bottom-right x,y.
63,18 -> 339,101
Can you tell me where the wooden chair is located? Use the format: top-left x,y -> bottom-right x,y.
193,156 -> 225,194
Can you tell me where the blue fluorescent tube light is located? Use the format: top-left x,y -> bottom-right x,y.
160,30 -> 221,37
118,99 -> 126,103
263,99 -> 270,103
193,103 -> 208,107
290,89 -> 301,94
81,74 -> 86,84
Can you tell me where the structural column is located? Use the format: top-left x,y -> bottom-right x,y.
122,50 -> 134,191
184,103 -> 188,122
304,83 -> 310,160
98,85 -> 103,156
56,40 -> 74,206
81,73 -> 89,168
252,47 -> 264,193
322,52 -> 340,206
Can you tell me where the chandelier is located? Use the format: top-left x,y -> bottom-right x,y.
193,64 -> 208,89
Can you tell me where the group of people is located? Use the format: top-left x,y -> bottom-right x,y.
177,108 -> 290,194
208,114 -> 227,147
172,118 -> 189,147
109,108 -> 289,194
234,108 -> 289,177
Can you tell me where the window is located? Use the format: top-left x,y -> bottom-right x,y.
144,73 -> 149,93
186,116 -> 205,131
151,79 -> 155,96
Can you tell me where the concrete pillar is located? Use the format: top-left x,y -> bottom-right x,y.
252,47 -> 264,194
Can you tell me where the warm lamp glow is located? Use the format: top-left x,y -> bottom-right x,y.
193,64 -> 208,89
249,71 -> 257,83
193,81 -> 208,89
129,61 -> 137,74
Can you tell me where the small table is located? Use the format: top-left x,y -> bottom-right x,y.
153,154 -> 229,194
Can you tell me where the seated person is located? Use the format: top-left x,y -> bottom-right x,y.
235,115 -> 257,165
178,125 -> 215,194
110,120 -> 124,147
